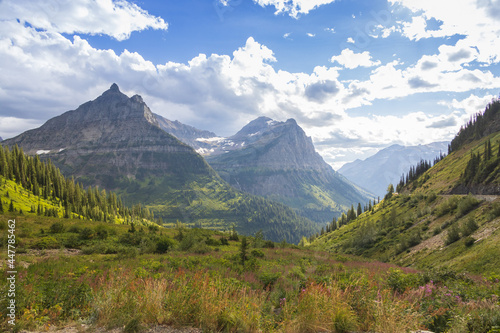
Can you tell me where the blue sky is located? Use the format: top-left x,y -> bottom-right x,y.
1,0 -> 499,168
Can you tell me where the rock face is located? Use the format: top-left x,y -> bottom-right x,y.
338,142 -> 449,197
4,83 -> 210,183
206,117 -> 372,223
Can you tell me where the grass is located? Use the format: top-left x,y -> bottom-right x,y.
1,215 -> 499,332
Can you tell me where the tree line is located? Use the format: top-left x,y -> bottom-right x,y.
448,98 -> 500,154
0,145 -> 155,223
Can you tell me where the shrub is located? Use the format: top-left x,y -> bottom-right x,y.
456,195 -> 481,217
251,249 -> 265,258
464,236 -> 476,247
263,240 -> 275,248
79,227 -> 94,240
94,225 -> 109,240
461,217 -> 479,237
445,223 -> 461,245
33,236 -> 60,249
386,268 -> 422,293
191,242 -> 211,254
155,237 -> 175,253
258,271 -> 281,289
205,237 -> 221,246
49,222 -> 65,233
68,225 -> 82,233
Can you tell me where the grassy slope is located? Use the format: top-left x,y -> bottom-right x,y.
1,213 -> 499,332
1,174 -> 499,332
311,133 -> 500,275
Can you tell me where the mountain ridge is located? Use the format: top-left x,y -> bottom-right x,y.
205,116 -> 372,223
2,84 -> 319,242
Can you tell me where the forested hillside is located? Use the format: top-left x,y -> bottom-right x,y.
0,145 -> 155,224
311,99 -> 500,276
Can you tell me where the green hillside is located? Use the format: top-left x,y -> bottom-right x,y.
310,100 -> 500,276
1,138 -> 499,332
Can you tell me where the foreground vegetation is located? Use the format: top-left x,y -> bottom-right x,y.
1,214 -> 500,332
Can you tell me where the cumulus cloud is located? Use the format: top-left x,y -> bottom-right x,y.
389,0 -> 500,64
1,0 -> 499,170
253,0 -> 336,18
330,49 -> 381,69
0,0 -> 168,41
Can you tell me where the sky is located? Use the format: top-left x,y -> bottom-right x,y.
1,0 -> 499,169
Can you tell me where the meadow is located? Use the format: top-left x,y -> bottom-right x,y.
1,215 -> 499,332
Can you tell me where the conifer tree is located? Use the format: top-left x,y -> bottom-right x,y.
9,199 -> 14,212
0,200 -> 3,213
240,236 -> 249,265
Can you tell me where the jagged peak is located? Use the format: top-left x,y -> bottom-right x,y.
110,83 -> 120,91
130,94 -> 144,103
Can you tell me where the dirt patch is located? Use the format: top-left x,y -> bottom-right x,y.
26,248 -> 82,257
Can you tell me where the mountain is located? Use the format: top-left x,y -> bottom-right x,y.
2,84 -> 319,242
154,113 -> 219,154
311,99 -> 500,275
338,142 -> 449,197
205,116 -> 372,224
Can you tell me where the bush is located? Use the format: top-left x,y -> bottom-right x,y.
94,225 -> 109,240
386,268 -> 422,293
205,237 -> 221,246
262,240 -> 275,248
258,271 -> 281,289
461,217 -> 479,237
49,222 -> 65,233
33,236 -> 60,249
445,224 -> 461,245
192,242 -> 211,254
68,225 -> 82,233
155,237 -> 175,253
251,249 -> 265,258
456,195 -> 481,217
464,236 -> 476,247
435,196 -> 459,217
79,227 -> 94,240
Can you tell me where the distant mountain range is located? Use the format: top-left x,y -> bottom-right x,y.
338,142 -> 449,197
153,112 -> 373,224
203,116 -> 372,222
3,84 -> 319,242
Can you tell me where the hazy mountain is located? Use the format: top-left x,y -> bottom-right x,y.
2,84 -> 319,242
338,142 -> 449,197
206,116 -> 372,223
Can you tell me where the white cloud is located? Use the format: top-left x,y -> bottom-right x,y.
253,0 -> 336,18
330,49 -> 381,69
325,27 -> 335,33
1,1 -> 499,170
306,33 -> 315,37
440,94 -> 497,117
0,116 -> 43,139
346,37 -> 355,44
389,0 -> 500,64
283,32 -> 291,39
0,0 -> 168,41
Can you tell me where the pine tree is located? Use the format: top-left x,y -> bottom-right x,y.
0,200 -> 3,213
9,199 -> 14,212
240,236 -> 249,265
357,203 -> 362,217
